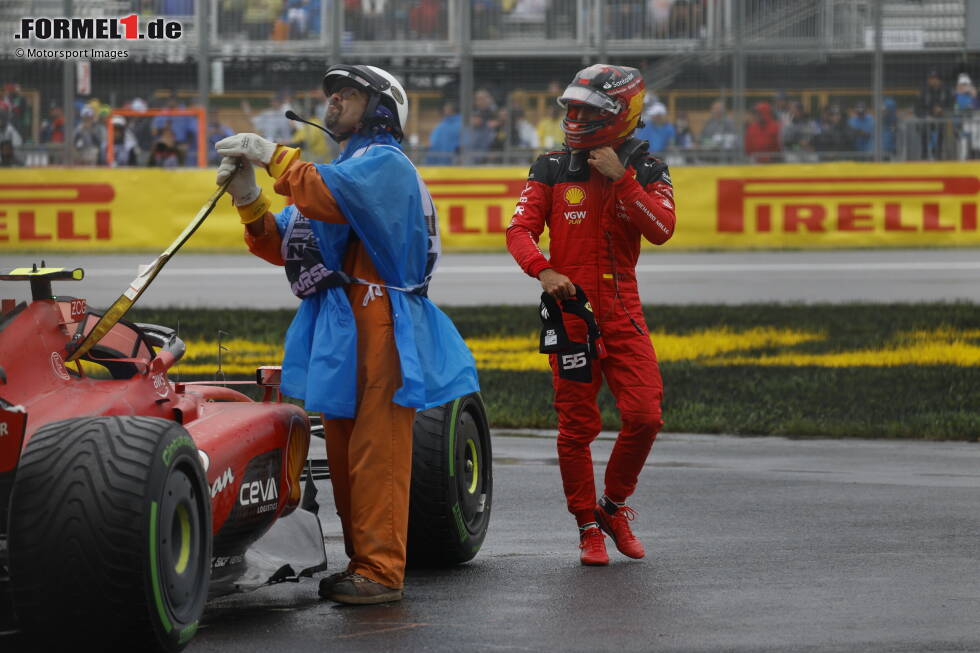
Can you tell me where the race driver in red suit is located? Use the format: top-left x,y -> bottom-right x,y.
506,64 -> 676,566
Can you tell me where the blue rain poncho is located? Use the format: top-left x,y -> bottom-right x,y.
274,132 -> 479,418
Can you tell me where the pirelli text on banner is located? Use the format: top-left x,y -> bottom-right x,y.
717,175 -> 978,237
2,163 -> 980,252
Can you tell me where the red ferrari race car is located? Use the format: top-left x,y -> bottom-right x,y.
0,265 -> 492,652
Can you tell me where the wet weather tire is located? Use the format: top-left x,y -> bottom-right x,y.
8,416 -> 211,652
408,393 -> 492,567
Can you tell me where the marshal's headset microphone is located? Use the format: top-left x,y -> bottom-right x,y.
285,110 -> 331,136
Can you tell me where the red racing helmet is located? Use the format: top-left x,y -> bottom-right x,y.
558,64 -> 645,150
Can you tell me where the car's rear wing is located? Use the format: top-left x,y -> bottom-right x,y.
0,265 -> 84,302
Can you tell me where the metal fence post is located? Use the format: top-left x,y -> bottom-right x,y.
732,0 -> 745,162
459,0 -> 473,165
596,0 -> 607,63
62,0 -> 75,166
873,0 -> 883,162
197,0 -> 210,133
331,0 -> 343,64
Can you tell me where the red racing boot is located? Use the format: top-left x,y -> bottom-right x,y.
595,498 -> 645,559
579,525 -> 609,566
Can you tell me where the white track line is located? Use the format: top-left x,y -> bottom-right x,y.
83,261 -> 980,276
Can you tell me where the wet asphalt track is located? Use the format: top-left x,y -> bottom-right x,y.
5,431 -> 978,652
2,251 -> 978,650
2,249 -> 980,307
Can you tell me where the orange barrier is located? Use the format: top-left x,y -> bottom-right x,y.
107,108 -> 206,169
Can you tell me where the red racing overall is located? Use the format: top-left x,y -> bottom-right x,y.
506,146 -> 676,524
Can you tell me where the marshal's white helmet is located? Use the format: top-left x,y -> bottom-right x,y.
322,64 -> 408,142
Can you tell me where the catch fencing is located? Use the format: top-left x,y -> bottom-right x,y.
3,0 -> 980,170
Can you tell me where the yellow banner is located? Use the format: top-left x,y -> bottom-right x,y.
1,161 -> 978,252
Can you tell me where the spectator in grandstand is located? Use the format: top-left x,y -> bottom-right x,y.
288,103 -> 331,163
537,104 -> 564,150
699,100 -> 736,150
160,0 -> 194,14
668,0 -> 705,38
545,0 -> 577,38
424,100 -> 461,165
917,69 -> 951,117
609,0 -> 645,38
954,73 -> 978,112
125,97 -> 155,156
848,102 -> 874,153
647,0 -> 673,36
247,91 -> 296,144
771,91 -> 792,127
881,97 -> 898,156
812,105 -> 855,156
508,0 -> 547,23
489,106 -> 512,154
915,71 -> 950,160
0,101 -> 23,148
674,111 -> 694,149
951,74 -> 980,159
206,112 -> 235,165
152,91 -> 198,166
243,0 -> 283,40
283,0 -> 321,38
219,0 -> 246,36
73,105 -> 104,166
4,84 -> 31,143
471,0 -> 502,39
354,0 -> 390,40
460,111 -> 494,163
634,103 -> 674,155
743,101 -> 780,161
506,105 -> 539,150
40,103 -> 64,144
111,115 -> 142,166
640,93 -> 667,130
0,140 -> 20,167
474,87 -> 498,123
466,88 -> 503,159
410,0 -> 443,38
148,127 -> 183,167
781,101 -> 819,162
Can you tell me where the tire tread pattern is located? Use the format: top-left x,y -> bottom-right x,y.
407,394 -> 492,567
9,417 -> 186,646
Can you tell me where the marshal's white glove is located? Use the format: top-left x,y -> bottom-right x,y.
216,157 -> 261,207
215,132 -> 278,166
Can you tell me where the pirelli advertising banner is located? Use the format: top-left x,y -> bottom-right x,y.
1,161 -> 979,252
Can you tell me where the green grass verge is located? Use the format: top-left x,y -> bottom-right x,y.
129,303 -> 980,441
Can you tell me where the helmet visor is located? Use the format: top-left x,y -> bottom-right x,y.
323,65 -> 391,97
557,86 -> 620,115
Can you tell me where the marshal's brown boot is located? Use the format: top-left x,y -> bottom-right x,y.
319,572 -> 403,605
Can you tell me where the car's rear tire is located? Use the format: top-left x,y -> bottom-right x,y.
8,416 -> 210,652
408,393 -> 493,567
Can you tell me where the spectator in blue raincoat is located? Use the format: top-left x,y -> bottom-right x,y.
425,100 -> 461,164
